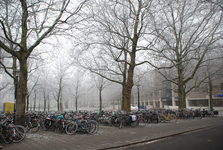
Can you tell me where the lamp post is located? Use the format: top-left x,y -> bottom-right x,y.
13,70 -> 19,123
137,84 -> 140,111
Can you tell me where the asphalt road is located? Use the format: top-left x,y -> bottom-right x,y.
123,125 -> 223,150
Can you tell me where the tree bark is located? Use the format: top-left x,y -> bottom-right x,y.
44,92 -> 46,112
26,95 -> 29,111
177,62 -> 186,109
75,97 -> 78,111
209,77 -> 213,110
123,43 -> 136,112
99,88 -> 102,111
15,58 -> 28,125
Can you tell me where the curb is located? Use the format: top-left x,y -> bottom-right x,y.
98,123 -> 223,150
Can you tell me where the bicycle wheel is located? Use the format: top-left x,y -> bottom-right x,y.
169,114 -> 177,123
24,121 -> 30,132
3,126 -> 13,144
199,113 -> 203,119
65,122 -> 78,135
159,115 -> 165,123
86,121 -> 97,134
89,120 -> 99,133
151,117 -> 159,124
117,118 -> 123,129
43,120 -> 50,131
29,120 -> 40,133
138,118 -> 146,127
3,136 -> 13,144
131,121 -> 138,127
13,125 -> 26,143
39,118 -> 45,130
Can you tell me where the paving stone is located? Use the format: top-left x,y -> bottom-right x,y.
1,116 -> 223,150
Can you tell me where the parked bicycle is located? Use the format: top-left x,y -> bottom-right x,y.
65,115 -> 98,134
0,115 -> 26,144
158,110 -> 177,123
25,113 -> 40,133
192,109 -> 202,119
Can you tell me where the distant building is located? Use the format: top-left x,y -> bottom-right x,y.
132,72 -> 223,111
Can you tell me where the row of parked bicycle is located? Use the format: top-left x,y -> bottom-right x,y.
0,115 -> 26,144
0,108 -> 218,145
93,108 -> 218,127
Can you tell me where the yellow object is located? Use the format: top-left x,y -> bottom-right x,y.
4,102 -> 14,114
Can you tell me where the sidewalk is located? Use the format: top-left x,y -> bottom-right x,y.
1,116 -> 223,150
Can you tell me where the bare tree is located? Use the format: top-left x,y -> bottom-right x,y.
91,72 -> 110,111
51,59 -> 71,111
0,0 -> 87,124
200,55 -> 223,109
140,0 -> 223,109
77,0 -> 153,112
26,74 -> 40,111
38,68 -> 51,112
68,69 -> 85,111
0,81 -> 9,92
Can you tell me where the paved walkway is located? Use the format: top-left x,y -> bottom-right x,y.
1,116 -> 223,150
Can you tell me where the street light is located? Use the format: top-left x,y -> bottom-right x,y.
137,84 -> 140,111
13,70 -> 19,122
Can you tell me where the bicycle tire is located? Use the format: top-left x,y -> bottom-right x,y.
138,118 -> 146,127
86,121 -> 97,134
13,125 -> 26,143
39,118 -> 45,130
3,126 -> 13,144
200,112 -> 203,119
159,115 -> 165,123
151,118 -> 159,124
3,136 -> 13,144
29,121 -> 40,133
131,121 -> 138,127
3,133 -> 13,144
169,114 -> 177,123
58,125 -> 64,133
24,121 -> 30,132
118,119 -> 123,129
89,120 -> 99,133
65,122 -> 78,135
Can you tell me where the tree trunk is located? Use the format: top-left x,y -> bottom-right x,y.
26,95 -> 29,111
209,78 -> 213,110
44,92 -> 46,112
123,66 -> 134,112
75,97 -> 78,111
123,50 -> 135,112
178,84 -> 186,109
33,91 -> 36,111
57,90 -> 60,111
60,96 -> 63,111
121,51 -> 127,110
121,85 -> 125,110
48,96 -> 50,112
15,58 -> 28,125
177,67 -> 186,109
99,88 -> 102,111
38,101 -> 40,111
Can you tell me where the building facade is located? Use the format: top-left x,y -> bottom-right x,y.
133,78 -> 223,111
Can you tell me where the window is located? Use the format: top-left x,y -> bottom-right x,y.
175,101 -> 178,106
155,101 -> 160,108
189,99 -> 208,106
213,99 -> 223,107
